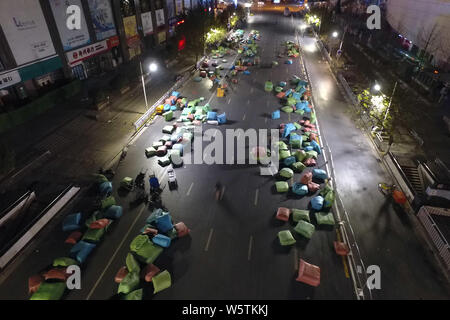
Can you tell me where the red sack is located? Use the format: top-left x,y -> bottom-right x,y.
141,264 -> 160,282
296,259 -> 320,287
115,266 -> 129,283
334,241 -> 350,256
276,92 -> 286,99
276,207 -> 291,222
279,123 -> 285,129
300,172 -> 313,185
165,141 -> 173,149
307,182 -> 320,193
174,222 -> 190,238
89,219 -> 110,230
303,158 -> 316,167
43,268 -> 68,281
142,227 -> 158,236
65,231 -> 82,244
28,274 -> 44,294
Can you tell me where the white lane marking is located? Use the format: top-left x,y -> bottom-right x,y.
265,117 -> 268,124
248,236 -> 254,261
227,98 -> 232,104
266,100 -> 270,106
254,189 -> 259,206
247,99 -> 250,105
86,205 -> 146,300
186,182 -> 194,196
250,87 -> 254,93
242,113 -> 246,121
204,228 -> 214,252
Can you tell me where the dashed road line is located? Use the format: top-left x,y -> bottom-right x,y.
227,98 -> 232,104
186,182 -> 194,196
242,113 -> 246,121
220,186 -> 226,200
248,236 -> 254,261
247,99 -> 250,105
254,189 -> 259,206
250,87 -> 254,93
204,228 -> 214,252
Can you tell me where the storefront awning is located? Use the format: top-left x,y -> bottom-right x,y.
19,56 -> 63,82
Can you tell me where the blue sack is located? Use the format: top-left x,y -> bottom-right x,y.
62,213 -> 81,232
103,205 -> 123,220
292,183 -> 309,196
155,213 -> 174,233
171,91 -> 180,98
285,89 -> 292,97
99,181 -> 112,197
279,81 -> 287,87
304,106 -> 311,113
173,143 -> 184,156
313,169 -> 328,181
304,146 -> 314,152
164,104 -> 171,111
283,123 -> 296,138
311,196 -> 324,210
297,86 -> 306,96
170,105 -> 177,111
70,241 -> 96,264
311,140 -> 321,154
292,92 -> 301,101
272,110 -> 280,119
152,234 -> 172,248
244,70 -> 251,75
283,156 -> 296,167
217,113 -> 227,124
207,111 -> 217,121
296,101 -> 308,111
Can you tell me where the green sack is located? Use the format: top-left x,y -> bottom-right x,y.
275,181 -> 289,193
53,257 -> 79,268
82,227 -> 106,243
135,242 -> 164,264
163,111 -> 173,121
287,97 -> 296,106
145,147 -> 157,157
118,271 -> 140,294
315,212 -> 336,226
123,288 -> 143,300
320,181 -> 333,197
294,220 -> 315,239
292,209 -> 310,222
294,150 -> 307,162
293,122 -> 302,130
303,141 -> 311,147
295,109 -> 305,115
275,86 -> 283,93
279,150 -> 291,160
290,139 -> 301,149
264,81 -> 273,92
279,168 -> 294,179
281,106 -> 294,113
152,270 -> 172,294
130,235 -> 149,252
278,230 -> 296,246
101,196 -> 116,210
30,282 -> 66,300
126,252 -> 141,273
291,162 -> 306,173
305,150 -> 318,159
310,111 -> 317,124
167,228 -> 178,240
278,141 -> 288,150
324,190 -> 336,208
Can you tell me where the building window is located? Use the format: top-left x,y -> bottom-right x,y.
155,0 -> 163,10
120,0 -> 136,17
141,0 -> 151,13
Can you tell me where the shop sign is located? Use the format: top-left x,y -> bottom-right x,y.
66,40 -> 108,66
0,70 -> 22,89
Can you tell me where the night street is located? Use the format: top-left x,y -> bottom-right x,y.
0,0 -> 450,305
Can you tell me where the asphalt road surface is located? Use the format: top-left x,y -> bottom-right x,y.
0,12 -> 448,300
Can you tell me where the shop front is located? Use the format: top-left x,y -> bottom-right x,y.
66,36 -> 121,80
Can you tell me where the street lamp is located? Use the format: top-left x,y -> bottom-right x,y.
140,61 -> 158,110
332,31 -> 338,38
373,83 -> 381,92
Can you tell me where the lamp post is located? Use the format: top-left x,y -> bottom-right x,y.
372,81 -> 398,122
140,61 -> 158,110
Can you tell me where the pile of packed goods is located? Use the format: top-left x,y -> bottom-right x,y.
150,92 -> 227,168
262,41 -> 348,288
113,208 -> 190,299
28,175 -> 124,300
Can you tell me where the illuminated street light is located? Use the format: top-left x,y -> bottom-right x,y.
332,31 -> 338,38
149,63 -> 158,73
373,83 -> 381,92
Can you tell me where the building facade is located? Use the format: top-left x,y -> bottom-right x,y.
0,0 -> 201,109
